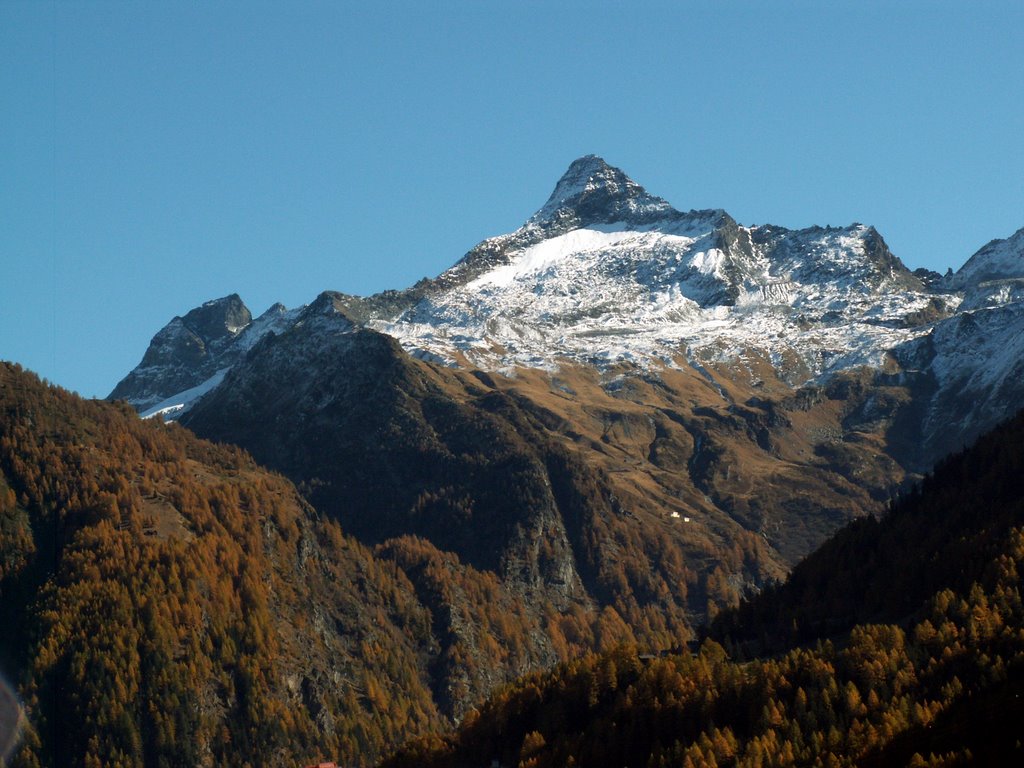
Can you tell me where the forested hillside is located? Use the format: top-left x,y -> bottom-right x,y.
710,407 -> 1024,654
0,362 -> 448,766
0,361 -> 765,766
6,358 -> 1024,766
381,409 -> 1024,767
2,363 -> 648,765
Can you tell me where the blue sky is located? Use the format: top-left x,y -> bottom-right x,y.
2,1 -> 1022,398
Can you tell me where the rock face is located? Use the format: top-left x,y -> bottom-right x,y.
110,297 -> 297,417
108,293 -> 251,411
110,155 -> 1024,650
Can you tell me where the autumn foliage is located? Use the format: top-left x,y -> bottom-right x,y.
382,410 -> 1024,767
5,356 -> 1024,766
0,363 -> 445,766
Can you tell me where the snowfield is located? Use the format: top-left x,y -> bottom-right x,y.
371,217 -> 961,385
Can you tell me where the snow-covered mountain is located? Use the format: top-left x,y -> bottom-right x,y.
373,155 -> 948,381
111,155 -> 1023,468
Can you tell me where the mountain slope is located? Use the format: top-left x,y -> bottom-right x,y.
710,404 -> 1024,654
0,363 -> 448,765
5,363 -> 662,766
15,357 -> 854,765
381,406 -> 1024,768
180,290 -> 932,641
180,296 -> 763,639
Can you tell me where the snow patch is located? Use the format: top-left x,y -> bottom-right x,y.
141,369 -> 229,420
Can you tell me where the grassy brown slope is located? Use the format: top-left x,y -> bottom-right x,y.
466,359 -> 906,566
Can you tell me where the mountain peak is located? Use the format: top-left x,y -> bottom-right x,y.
108,293 -> 251,409
947,225 -> 1024,289
528,155 -> 676,228
181,293 -> 252,339
307,290 -> 356,318
552,154 -> 617,189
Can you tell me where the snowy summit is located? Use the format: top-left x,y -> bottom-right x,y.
373,156 -> 953,379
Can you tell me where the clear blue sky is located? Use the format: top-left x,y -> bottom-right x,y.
2,1 -> 1022,398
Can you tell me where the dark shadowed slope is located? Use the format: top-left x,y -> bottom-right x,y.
381,406 -> 1024,768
